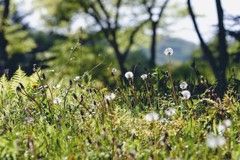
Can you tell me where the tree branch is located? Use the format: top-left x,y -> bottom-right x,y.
215,0 -> 228,69
156,0 -> 169,25
114,0 -> 122,28
187,0 -> 217,73
123,19 -> 148,59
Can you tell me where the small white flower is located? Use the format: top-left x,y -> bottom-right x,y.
181,90 -> 191,100
141,74 -> 148,80
159,118 -> 168,123
217,136 -> 226,146
206,133 -> 226,149
53,84 -> 61,89
125,71 -> 134,79
165,107 -> 176,116
112,68 -> 117,74
74,76 -> 80,81
217,124 -> 226,134
105,93 -> 116,101
25,117 -> 34,123
223,119 -> 232,127
180,81 -> 188,90
145,112 -> 159,122
53,97 -> 62,104
164,47 -> 173,56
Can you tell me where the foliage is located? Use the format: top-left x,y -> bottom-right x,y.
0,67 -> 239,159
5,24 -> 36,56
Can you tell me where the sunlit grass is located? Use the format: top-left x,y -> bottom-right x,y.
0,63 -> 240,159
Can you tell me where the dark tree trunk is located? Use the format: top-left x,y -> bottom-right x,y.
215,0 -> 228,97
0,0 -> 10,66
188,0 -> 229,97
150,22 -> 157,68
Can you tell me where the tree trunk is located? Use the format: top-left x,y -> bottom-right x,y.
0,0 -> 10,73
215,0 -> 228,97
150,22 -> 157,68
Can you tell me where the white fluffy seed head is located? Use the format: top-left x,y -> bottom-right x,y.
125,71 -> 134,79
181,90 -> 191,100
164,47 -> 173,56
145,112 -> 159,122
180,81 -> 188,90
141,74 -> 148,80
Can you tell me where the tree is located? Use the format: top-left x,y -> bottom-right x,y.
187,0 -> 232,96
0,0 -> 9,71
79,0 -> 149,74
142,0 -> 169,68
35,0 -> 173,75
0,0 -> 36,76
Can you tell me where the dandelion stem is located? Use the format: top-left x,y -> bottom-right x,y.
168,56 -> 178,105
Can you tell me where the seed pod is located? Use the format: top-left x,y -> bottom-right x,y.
73,93 -> 78,100
69,80 -> 73,86
19,83 -> 25,90
42,73 -> 46,80
16,86 -> 22,92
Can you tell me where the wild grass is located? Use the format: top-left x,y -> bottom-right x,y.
0,65 -> 240,160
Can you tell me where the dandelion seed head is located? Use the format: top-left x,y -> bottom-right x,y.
105,93 -> 116,101
53,84 -> 61,89
145,112 -> 159,122
125,71 -> 134,79
141,74 -> 148,80
74,76 -> 80,81
53,97 -> 62,104
112,68 -> 117,74
223,119 -> 232,127
181,90 -> 191,100
206,133 -> 226,148
180,81 -> 188,90
159,118 -> 168,123
217,124 -> 226,134
164,47 -> 173,56
165,107 -> 176,116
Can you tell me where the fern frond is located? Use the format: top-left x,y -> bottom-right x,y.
10,66 -> 28,92
0,74 -> 10,104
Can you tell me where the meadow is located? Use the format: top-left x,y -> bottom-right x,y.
0,55 -> 240,159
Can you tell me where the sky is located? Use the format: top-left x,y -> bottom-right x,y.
168,0 -> 240,43
19,0 -> 240,44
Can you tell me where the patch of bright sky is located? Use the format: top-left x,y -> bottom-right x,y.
168,0 -> 240,44
16,0 -> 240,44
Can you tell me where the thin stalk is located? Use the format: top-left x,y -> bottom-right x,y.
168,56 -> 178,105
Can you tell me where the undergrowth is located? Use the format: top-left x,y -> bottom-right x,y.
0,66 -> 240,160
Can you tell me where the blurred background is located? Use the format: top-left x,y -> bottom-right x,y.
0,0 -> 239,86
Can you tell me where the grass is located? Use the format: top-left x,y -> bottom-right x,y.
0,67 -> 240,160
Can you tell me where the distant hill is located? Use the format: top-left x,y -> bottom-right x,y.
156,37 -> 197,64
141,37 -> 197,65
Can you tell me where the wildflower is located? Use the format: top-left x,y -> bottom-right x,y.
159,118 -> 168,123
25,117 -> 34,123
125,71 -> 134,79
145,112 -> 159,122
112,68 -> 117,75
105,93 -> 116,101
53,84 -> 61,89
32,83 -> 39,89
206,133 -> 226,149
165,107 -> 176,116
141,74 -> 148,80
217,124 -> 226,134
223,119 -> 232,127
38,85 -> 48,90
73,76 -> 80,81
180,81 -> 188,90
181,90 -> 191,100
164,47 -> 173,56
53,97 -> 62,104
